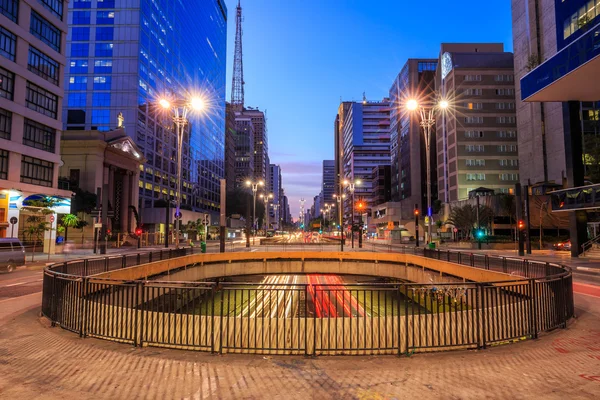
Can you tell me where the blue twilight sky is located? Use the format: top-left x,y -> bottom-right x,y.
223,0 -> 513,218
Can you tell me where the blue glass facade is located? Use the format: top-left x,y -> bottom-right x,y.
64,0 -> 227,213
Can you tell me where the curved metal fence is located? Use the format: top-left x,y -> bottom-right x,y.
41,246 -> 574,355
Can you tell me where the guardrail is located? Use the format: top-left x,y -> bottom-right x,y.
41,246 -> 573,355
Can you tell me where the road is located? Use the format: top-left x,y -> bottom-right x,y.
0,267 -> 43,324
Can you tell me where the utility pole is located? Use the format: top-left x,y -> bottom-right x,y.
515,183 -> 525,256
414,204 -> 420,248
524,185 -> 532,254
476,195 -> 481,250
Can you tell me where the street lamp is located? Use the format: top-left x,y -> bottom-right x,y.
260,193 -> 273,232
343,179 -> 361,249
333,193 -> 346,251
245,179 -> 264,245
405,97 -> 449,245
158,95 -> 205,249
271,203 -> 280,231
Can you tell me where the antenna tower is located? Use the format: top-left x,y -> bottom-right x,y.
231,0 -> 245,110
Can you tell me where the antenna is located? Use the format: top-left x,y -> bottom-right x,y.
231,1 -> 244,110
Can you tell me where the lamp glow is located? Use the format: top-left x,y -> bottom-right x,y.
159,99 -> 171,109
439,100 -> 449,109
406,99 -> 418,111
191,97 -> 204,111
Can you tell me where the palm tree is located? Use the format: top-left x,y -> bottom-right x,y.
447,204 -> 494,239
24,222 -> 50,261
61,214 -> 79,242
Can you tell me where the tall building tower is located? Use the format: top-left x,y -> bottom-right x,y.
231,0 -> 244,111
0,0 -> 72,239
63,0 -> 228,219
436,43 -> 519,203
268,163 -> 281,228
389,59 -> 438,220
322,160 -> 335,205
339,97 -> 391,220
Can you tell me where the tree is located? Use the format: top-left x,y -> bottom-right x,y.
61,214 -> 79,242
446,204 -> 493,239
24,222 -> 50,261
498,194 -> 517,240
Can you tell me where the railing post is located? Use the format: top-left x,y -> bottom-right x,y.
480,283 -> 486,349
502,257 -> 507,274
50,274 -> 57,326
105,257 -> 109,272
79,277 -> 88,338
137,252 -> 141,266
83,259 -> 89,276
135,281 -> 143,347
149,252 -> 153,264
458,252 -> 461,264
470,253 -> 475,267
484,255 -> 489,270
447,250 -> 450,262
530,279 -> 538,339
122,255 -> 126,269
524,260 -> 529,277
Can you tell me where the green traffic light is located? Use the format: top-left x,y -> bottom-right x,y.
476,230 -> 484,239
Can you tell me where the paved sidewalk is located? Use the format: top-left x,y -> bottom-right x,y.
0,292 -> 599,399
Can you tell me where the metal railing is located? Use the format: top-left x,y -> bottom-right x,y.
581,234 -> 600,257
41,246 -> 573,356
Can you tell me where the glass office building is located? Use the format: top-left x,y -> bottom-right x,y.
64,0 -> 227,214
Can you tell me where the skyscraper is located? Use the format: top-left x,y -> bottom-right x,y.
268,163 -> 281,228
322,160 -> 335,206
436,43 -> 519,202
338,98 -> 391,219
0,0 -> 72,240
389,59 -> 437,220
63,0 -> 227,218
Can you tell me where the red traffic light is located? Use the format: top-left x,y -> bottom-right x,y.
135,227 -> 142,236
357,202 -> 364,210
414,209 -> 420,216
518,220 -> 525,230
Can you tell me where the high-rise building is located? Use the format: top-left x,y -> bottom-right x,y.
225,102 -> 236,193
436,43 -> 519,202
63,0 -> 228,218
338,97 -> 391,220
389,59 -> 438,220
322,160 -> 335,206
233,113 -> 254,187
371,165 -> 392,207
268,163 -> 281,228
513,0 -> 600,255
281,193 -> 290,226
244,107 -> 268,184
0,0 -> 72,240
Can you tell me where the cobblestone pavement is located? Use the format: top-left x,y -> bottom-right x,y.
0,293 -> 599,399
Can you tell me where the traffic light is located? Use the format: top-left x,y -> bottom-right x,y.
414,208 -> 420,216
476,229 -> 485,239
357,201 -> 365,210
135,227 -> 142,236
518,220 -> 525,230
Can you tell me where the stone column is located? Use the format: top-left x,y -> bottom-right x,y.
121,172 -> 130,233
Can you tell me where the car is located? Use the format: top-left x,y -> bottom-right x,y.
553,240 -> 571,251
0,238 -> 26,273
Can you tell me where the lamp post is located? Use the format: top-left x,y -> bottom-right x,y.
159,95 -> 205,249
406,98 -> 449,245
260,193 -> 273,232
343,179 -> 361,248
272,203 -> 280,231
539,200 -> 549,250
333,194 -> 346,251
245,179 -> 264,245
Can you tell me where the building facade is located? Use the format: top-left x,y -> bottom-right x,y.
339,98 -> 391,221
0,0 -> 72,242
436,43 -> 519,202
233,112 -> 254,187
371,165 -> 391,207
243,107 -> 267,184
63,0 -> 228,220
389,59 -> 438,221
225,102 -> 236,193
268,163 -> 281,228
322,160 -> 335,206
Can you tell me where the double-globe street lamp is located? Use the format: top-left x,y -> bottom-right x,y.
320,203 -> 332,234
343,179 -> 361,248
333,193 -> 346,251
159,95 -> 205,249
260,193 -> 273,232
405,98 -> 449,245
245,179 -> 264,246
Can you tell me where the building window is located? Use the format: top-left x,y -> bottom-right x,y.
23,119 -> 56,153
465,102 -> 483,110
93,76 -> 111,90
26,81 -> 58,119
21,156 -> 54,187
498,145 -> 518,152
465,131 -> 484,138
465,116 -> 483,124
94,59 -> 112,73
466,159 -> 485,166
69,59 -> 88,73
496,88 -> 515,96
97,0 -> 115,8
73,0 -> 91,8
28,47 -> 60,85
0,149 -> 8,179
463,88 -> 482,96
38,0 -> 64,21
498,130 -> 517,138
96,11 -> 114,24
0,66 -> 15,100
464,75 -> 482,81
466,173 -> 485,181
0,0 -> 18,23
67,93 -> 86,107
499,173 -> 519,181
494,74 -> 514,82
499,159 -> 519,167
95,27 -> 113,41
94,43 -> 113,57
72,10 -> 91,24
497,116 -> 516,124
0,108 -> 11,140
30,11 -> 61,52
466,144 -> 485,152
496,102 -> 515,110
71,26 -> 89,41
70,43 -> 89,57
0,26 -> 16,61
68,76 -> 87,90
92,93 -> 110,106
91,109 -> 110,126
563,1 -> 600,40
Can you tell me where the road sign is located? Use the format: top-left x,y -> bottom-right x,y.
9,216 -> 17,225
94,223 -> 102,229
424,216 -> 430,224
453,228 -> 458,233
175,211 -> 182,219
49,215 -> 55,223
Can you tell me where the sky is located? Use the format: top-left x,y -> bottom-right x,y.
223,0 -> 514,218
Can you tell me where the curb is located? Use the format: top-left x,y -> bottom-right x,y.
576,266 -> 600,274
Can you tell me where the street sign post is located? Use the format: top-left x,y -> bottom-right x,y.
9,216 -> 17,238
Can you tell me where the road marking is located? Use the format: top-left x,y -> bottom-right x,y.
1,278 -> 43,288
576,267 -> 600,273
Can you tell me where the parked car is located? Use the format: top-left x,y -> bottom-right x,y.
553,240 -> 572,251
0,238 -> 26,273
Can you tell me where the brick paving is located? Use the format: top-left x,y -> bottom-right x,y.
0,293 -> 598,399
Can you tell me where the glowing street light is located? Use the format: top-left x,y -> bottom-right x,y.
405,97 -> 450,245
158,94 -> 208,249
246,179 -> 264,246
343,178 -> 361,248
260,193 -> 273,232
